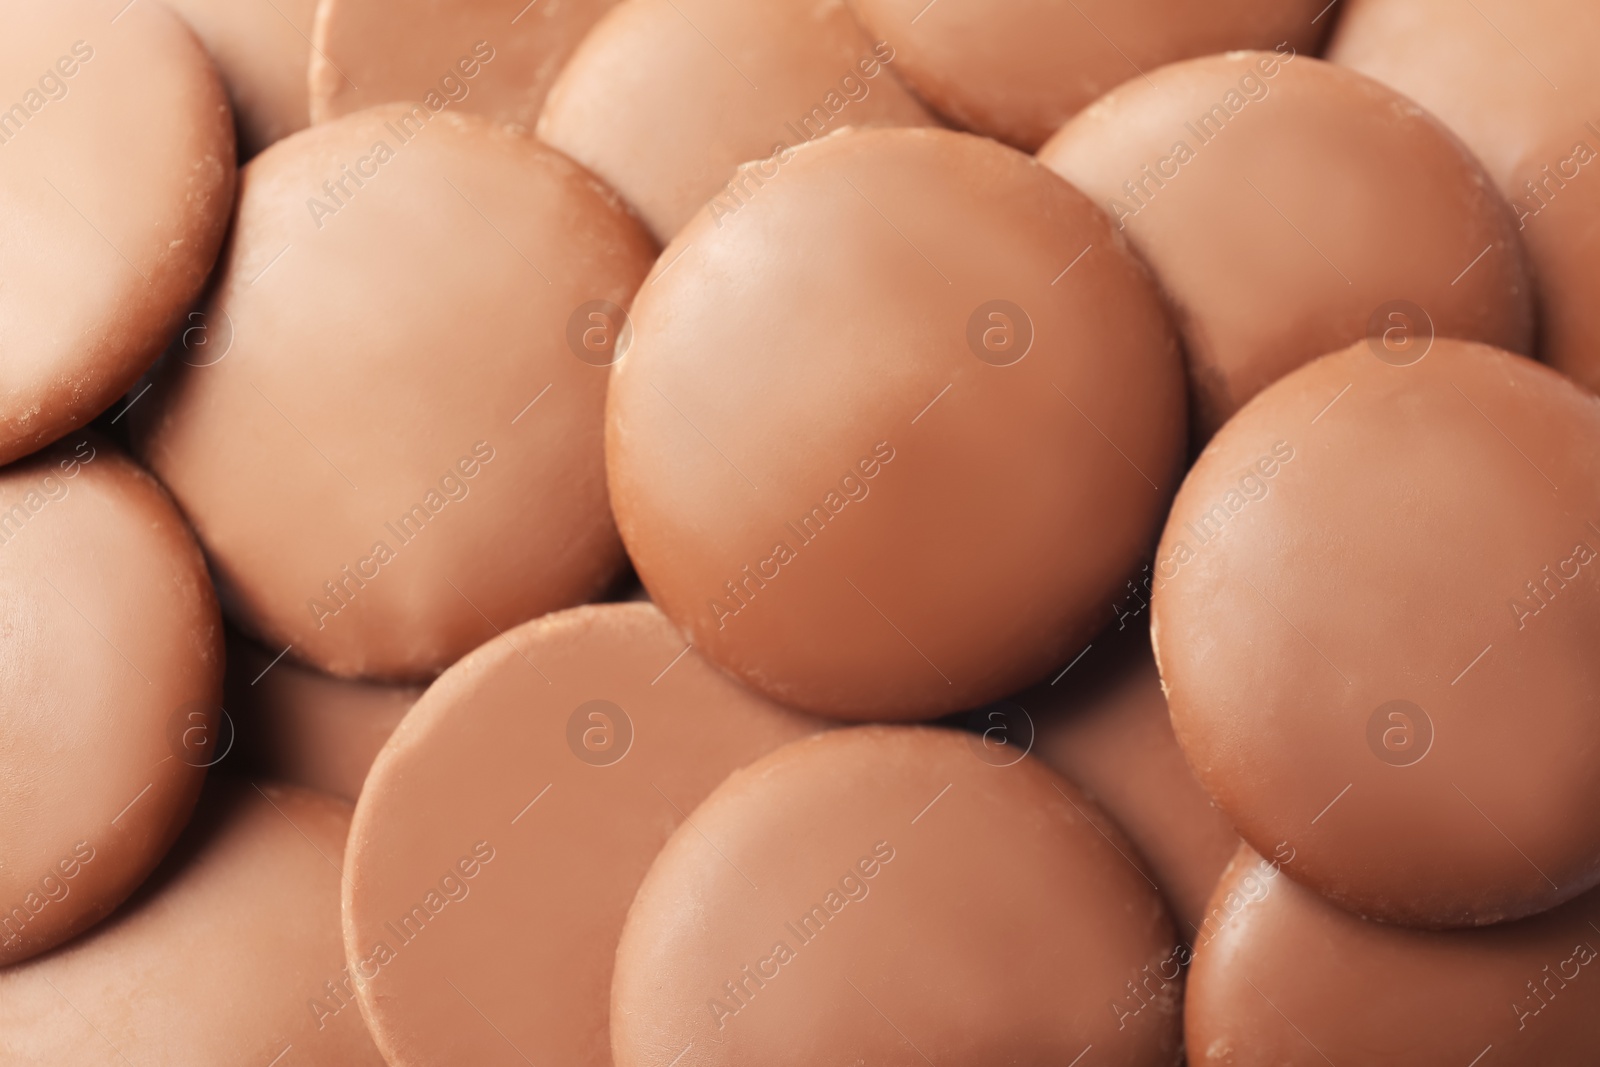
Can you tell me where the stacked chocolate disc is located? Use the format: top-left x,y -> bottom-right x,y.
2,0 -> 1598,1064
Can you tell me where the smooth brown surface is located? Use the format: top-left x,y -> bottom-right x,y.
133,106 -> 656,682
163,0 -> 317,157
0,0 -> 234,466
342,602 -> 824,1067
1508,128 -> 1600,396
1039,52 -> 1533,439
611,726 -> 1182,1066
0,435 -> 222,967
608,126 -> 1186,720
310,0 -> 617,130
1329,0 -> 1600,192
0,781 -> 385,1065
1030,626 -> 1239,939
846,0 -> 1328,150
1188,846 -> 1600,1064
537,0 -> 935,242
224,632 -> 420,804
1153,339 -> 1600,928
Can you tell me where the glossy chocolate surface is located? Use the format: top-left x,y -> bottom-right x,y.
134,107 -> 655,681
609,126 -> 1186,719
0,436 -> 221,967
1039,52 -> 1533,438
1154,339 -> 1600,927
612,726 -> 1183,1066
342,602 -> 824,1067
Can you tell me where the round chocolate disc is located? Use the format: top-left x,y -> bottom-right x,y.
310,0 -> 618,131
1153,338 -> 1600,928
537,0 -> 936,241
163,0 -> 317,157
846,0 -> 1329,150
1507,128 -> 1600,396
1038,52 -> 1533,439
1329,0 -> 1600,191
0,435 -> 222,967
1187,846 -> 1600,1065
608,126 -> 1186,720
225,632 -> 421,804
0,780 -> 385,1065
132,106 -> 656,682
342,602 -> 824,1067
0,0 -> 234,466
610,726 -> 1183,1066
1030,628 -> 1239,939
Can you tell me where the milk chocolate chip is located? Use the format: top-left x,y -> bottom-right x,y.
0,435 -> 221,967
538,0 -> 936,242
162,0 -> 316,157
0,781 -> 385,1065
611,726 -> 1183,1066
1153,339 -> 1600,927
1039,52 -> 1533,439
0,0 -> 234,466
846,0 -> 1329,150
608,126 -> 1186,719
1030,628 -> 1239,939
133,107 -> 656,681
1187,846 -> 1600,1065
341,602 -> 824,1067
1329,0 -> 1600,191
310,0 -> 618,131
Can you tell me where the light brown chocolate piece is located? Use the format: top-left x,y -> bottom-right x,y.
0,780 -> 385,1065
847,0 -> 1329,150
309,0 -> 617,131
1029,627 -> 1239,939
133,106 -> 656,682
1506,128 -> 1600,396
162,0 -> 317,157
537,0 -> 936,242
0,435 -> 222,967
224,632 -> 420,804
1329,0 -> 1600,192
341,602 -> 824,1067
1188,846 -> 1600,1065
0,0 -> 234,466
608,126 -> 1186,720
1153,339 -> 1600,928
1039,52 -> 1533,439
611,726 -> 1183,1066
